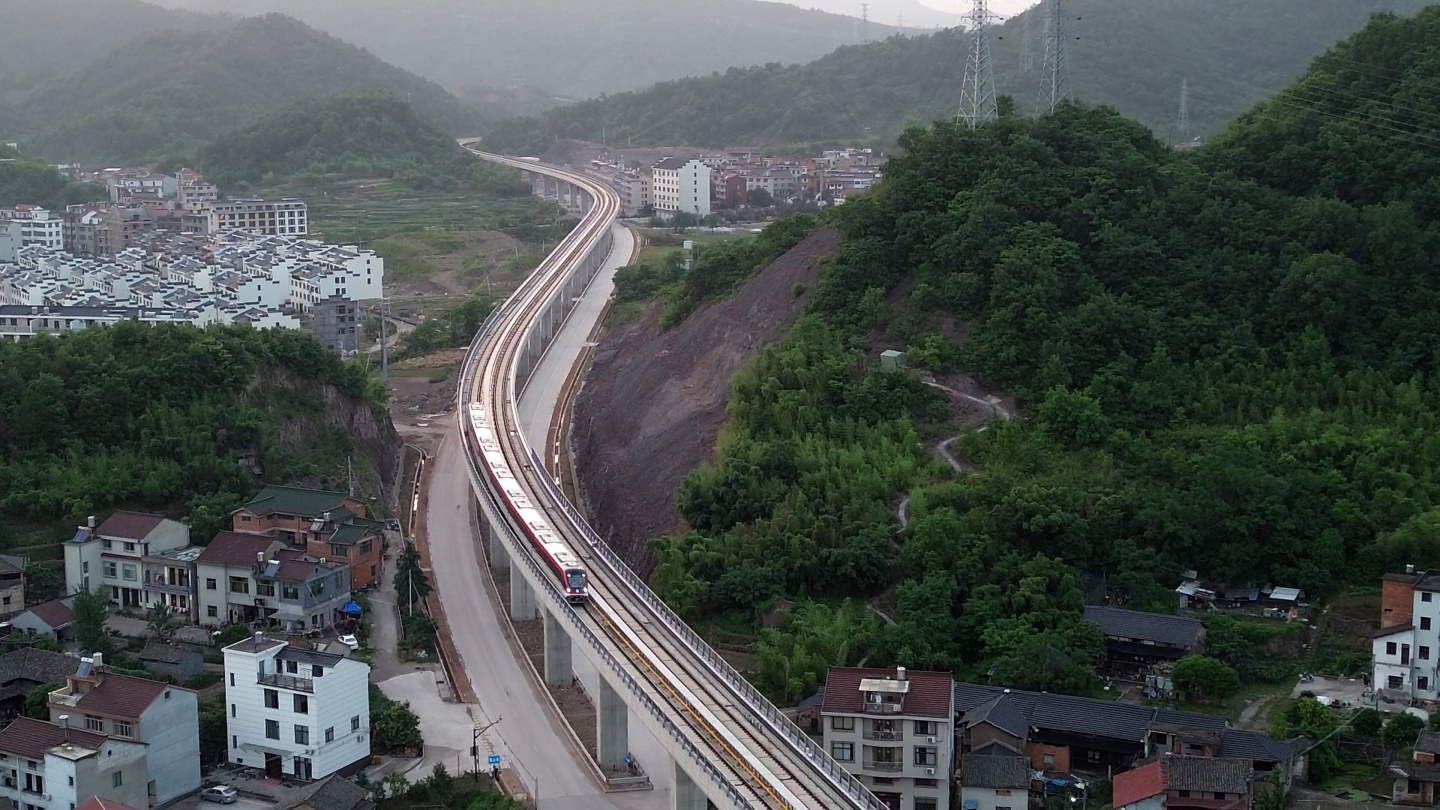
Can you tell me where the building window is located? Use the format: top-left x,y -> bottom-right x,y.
294,725 -> 309,745
1389,642 -> 1399,655
331,544 -> 347,557
23,773 -> 42,794
916,779 -> 938,788
831,716 -> 855,731
914,747 -> 937,766
325,727 -> 335,743
103,561 -> 117,578
359,540 -> 372,555
103,539 -> 112,549
1424,647 -> 1432,661
85,716 -> 103,732
313,665 -> 324,677
208,605 -> 218,617
1043,754 -> 1055,768
264,689 -> 279,709
283,583 -> 300,600
913,720 -> 937,736
231,704 -> 236,718
258,580 -> 276,597
206,578 -> 217,590
229,576 -> 250,594
229,673 -> 234,686
1391,675 -> 1405,689
265,720 -> 279,740
915,800 -> 938,810
1425,617 -> 1433,630
113,720 -> 132,738
123,542 -> 135,552
112,772 -> 123,788
1178,791 -> 1191,798
309,579 -> 325,596
1426,593 -> 1434,603
352,715 -> 361,731
334,572 -> 344,589
122,564 -> 138,581
294,694 -> 308,714
832,742 -> 853,761
1422,676 -> 1431,691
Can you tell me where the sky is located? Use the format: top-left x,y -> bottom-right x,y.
769,0 -> 1041,30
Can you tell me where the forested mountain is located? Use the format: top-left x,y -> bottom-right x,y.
484,0 -> 1431,151
648,7 -> 1440,702
198,93 -> 530,195
0,322 -> 398,545
0,146 -> 105,209
16,14 -> 484,166
0,0 -> 225,100
139,0 -> 900,98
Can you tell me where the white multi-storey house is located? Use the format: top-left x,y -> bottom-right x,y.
651,157 -> 712,218
1375,568 -> 1440,702
0,716 -> 150,810
0,207 -> 65,261
223,635 -> 371,780
63,512 -> 191,610
208,199 -> 308,236
821,666 -> 955,810
47,656 -> 201,805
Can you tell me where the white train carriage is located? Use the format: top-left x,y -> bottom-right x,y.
469,404 -> 589,603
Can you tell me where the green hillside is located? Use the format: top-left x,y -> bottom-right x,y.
0,146 -> 106,209
651,7 -> 1440,703
198,92 -> 529,194
139,0 -> 901,98
0,0 -> 225,100
18,14 -> 485,165
485,0 -> 1432,151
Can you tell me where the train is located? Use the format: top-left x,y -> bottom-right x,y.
468,402 -> 590,603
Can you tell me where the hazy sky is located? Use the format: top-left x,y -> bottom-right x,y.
914,0 -> 1041,16
770,0 -> 1041,28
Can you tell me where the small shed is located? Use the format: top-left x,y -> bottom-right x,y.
10,597 -> 75,641
880,350 -> 906,371
139,641 -> 205,683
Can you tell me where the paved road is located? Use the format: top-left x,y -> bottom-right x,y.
428,223 -> 667,810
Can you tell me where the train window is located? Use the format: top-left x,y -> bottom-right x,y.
566,570 -> 587,591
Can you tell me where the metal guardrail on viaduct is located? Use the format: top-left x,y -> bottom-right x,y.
453,144 -> 890,810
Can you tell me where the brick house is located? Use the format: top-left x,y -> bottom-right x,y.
1392,731 -> 1440,806
1114,757 -> 1254,810
232,486 -> 383,589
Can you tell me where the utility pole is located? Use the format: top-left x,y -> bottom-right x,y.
959,0 -> 997,128
1176,79 -> 1191,144
1020,9 -> 1035,74
1037,0 -> 1071,114
861,3 -> 870,42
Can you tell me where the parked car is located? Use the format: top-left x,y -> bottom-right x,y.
201,786 -> 238,804
339,634 -> 360,650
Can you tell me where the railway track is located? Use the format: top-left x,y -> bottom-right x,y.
455,148 -> 887,810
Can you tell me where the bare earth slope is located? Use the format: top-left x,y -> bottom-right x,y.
572,227 -> 841,575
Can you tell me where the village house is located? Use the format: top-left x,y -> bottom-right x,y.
822,667 -> 954,810
232,486 -> 383,589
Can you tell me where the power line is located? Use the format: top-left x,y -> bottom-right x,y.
959,0 -> 998,128
1037,0 -> 1071,114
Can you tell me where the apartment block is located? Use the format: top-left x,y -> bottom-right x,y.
223,635 -> 371,780
822,667 -> 954,810
651,157 -> 711,218
0,207 -> 64,262
209,199 -> 308,237
47,656 -> 201,805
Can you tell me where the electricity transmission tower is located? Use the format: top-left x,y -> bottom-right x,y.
1020,11 -> 1035,74
1176,79 -> 1191,143
861,3 -> 870,42
959,0 -> 998,128
1036,0 -> 1071,114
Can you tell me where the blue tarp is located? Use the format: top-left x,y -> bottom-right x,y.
341,600 -> 363,615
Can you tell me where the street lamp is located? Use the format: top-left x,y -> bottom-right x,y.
470,717 -> 501,777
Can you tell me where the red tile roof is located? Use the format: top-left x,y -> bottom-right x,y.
0,717 -> 109,759
26,598 -> 73,629
197,531 -> 277,567
77,798 -> 147,810
1114,760 -> 1167,808
71,672 -> 172,719
821,666 -> 953,719
96,511 -> 167,541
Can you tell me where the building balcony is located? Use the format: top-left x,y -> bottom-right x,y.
49,687 -> 81,708
862,760 -> 904,773
143,578 -> 192,595
863,727 -> 904,742
863,701 -> 904,715
258,672 -> 313,693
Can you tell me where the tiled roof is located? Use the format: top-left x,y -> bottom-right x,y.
242,485 -> 351,519
0,554 -> 27,575
274,549 -> 346,582
1392,760 -> 1440,782
278,775 -> 374,810
329,520 -> 381,546
1167,757 -> 1251,794
961,754 -> 1032,789
1083,606 -> 1202,647
96,511 -> 167,540
71,672 -> 172,718
1218,729 -> 1298,764
822,667 -> 953,719
76,798 -> 147,810
197,531 -> 277,567
1114,760 -> 1166,807
0,716 -> 108,759
1418,731 -> 1440,755
1376,622 -> 1414,638
0,648 -> 79,686
653,157 -> 692,170
139,642 -> 200,665
965,694 -> 1029,738
25,598 -> 73,629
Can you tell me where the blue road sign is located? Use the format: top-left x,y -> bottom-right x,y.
488,755 -> 501,766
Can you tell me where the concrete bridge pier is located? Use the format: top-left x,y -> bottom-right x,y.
483,504 -> 509,571
596,677 -> 629,771
673,761 -> 707,810
542,606 -> 572,686
510,567 -> 538,621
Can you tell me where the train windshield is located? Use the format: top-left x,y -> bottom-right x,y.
566,569 -> 587,592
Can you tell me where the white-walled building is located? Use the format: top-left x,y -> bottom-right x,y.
223,635 -> 371,780
821,667 -> 954,810
63,512 -> 190,609
209,199 -> 308,237
47,658 -> 201,805
0,716 -> 150,810
0,207 -> 64,261
1375,569 -> 1440,702
651,157 -> 711,218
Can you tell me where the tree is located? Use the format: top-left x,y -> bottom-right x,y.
25,682 -> 58,720
146,602 -> 181,643
24,561 -> 62,603
747,188 -> 775,208
1172,656 -> 1241,702
1350,708 -> 1383,740
1383,712 -> 1425,752
394,541 -> 431,613
370,683 -> 423,753
71,587 -> 111,655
